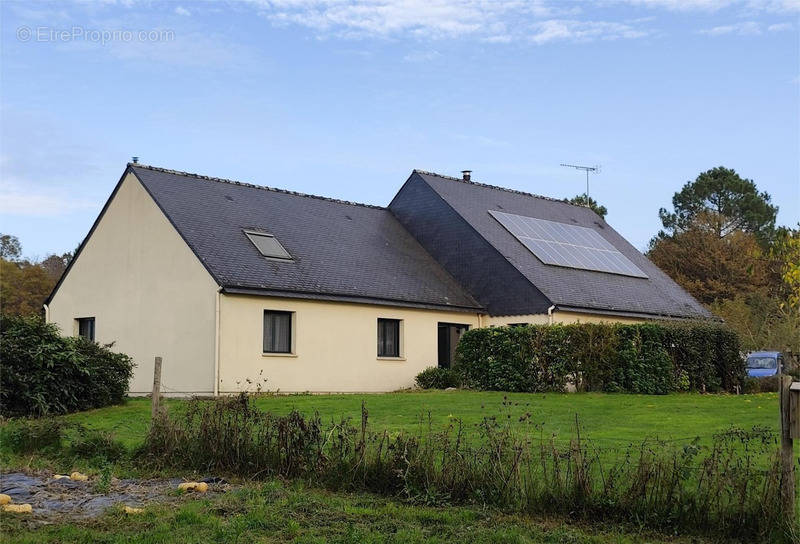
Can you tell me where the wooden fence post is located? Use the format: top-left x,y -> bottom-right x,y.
779,374 -> 796,522
151,356 -> 162,419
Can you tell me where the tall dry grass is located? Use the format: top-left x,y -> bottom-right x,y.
139,394 -> 793,542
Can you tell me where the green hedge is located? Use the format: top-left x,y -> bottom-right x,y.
0,314 -> 134,417
415,367 -> 462,389
454,322 -> 745,394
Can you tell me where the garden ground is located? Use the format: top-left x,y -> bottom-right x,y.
0,391 -> 788,543
0,476 -> 718,544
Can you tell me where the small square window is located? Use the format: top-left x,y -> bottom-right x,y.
77,317 -> 95,341
244,230 -> 292,260
264,310 -> 292,353
377,318 -> 401,358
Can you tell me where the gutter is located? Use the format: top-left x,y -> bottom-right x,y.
555,304 -> 713,322
43,303 -> 50,323
220,286 -> 484,313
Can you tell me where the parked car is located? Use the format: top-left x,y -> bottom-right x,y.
746,351 -> 783,378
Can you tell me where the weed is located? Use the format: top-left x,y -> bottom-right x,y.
138,394 -> 793,542
68,428 -> 126,462
3,418 -> 67,454
93,463 -> 112,494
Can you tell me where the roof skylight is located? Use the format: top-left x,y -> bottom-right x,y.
244,230 -> 292,260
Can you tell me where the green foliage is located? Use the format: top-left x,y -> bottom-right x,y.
711,292 -> 800,354
0,233 -> 22,260
0,258 -> 54,316
742,376 -> 781,394
658,166 -> 777,241
3,418 -> 67,454
2,417 -> 126,464
0,233 -> 72,317
567,194 -> 607,218
0,478 -> 712,544
68,428 -> 126,462
138,395 -> 790,542
0,314 -> 134,417
415,367 -> 462,389
454,322 -> 745,394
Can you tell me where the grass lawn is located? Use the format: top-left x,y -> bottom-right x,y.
0,478 -> 711,544
61,390 -> 781,450
0,391 -> 790,544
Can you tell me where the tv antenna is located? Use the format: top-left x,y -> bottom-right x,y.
560,163 -> 600,200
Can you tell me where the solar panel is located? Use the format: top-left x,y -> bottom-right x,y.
489,210 -> 648,278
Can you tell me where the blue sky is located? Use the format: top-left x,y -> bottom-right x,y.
1,0 -> 798,259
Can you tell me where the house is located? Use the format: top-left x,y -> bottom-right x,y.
45,164 -> 710,394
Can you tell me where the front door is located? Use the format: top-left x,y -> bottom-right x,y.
437,323 -> 470,368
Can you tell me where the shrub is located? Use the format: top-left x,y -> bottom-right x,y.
753,375 -> 781,393
743,377 -> 762,394
3,418 -> 67,454
68,428 -> 126,462
139,395 -> 792,542
455,322 -> 745,394
415,367 -> 461,389
0,314 -> 134,417
743,375 -> 780,394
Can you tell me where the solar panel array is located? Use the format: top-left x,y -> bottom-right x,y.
489,210 -> 648,278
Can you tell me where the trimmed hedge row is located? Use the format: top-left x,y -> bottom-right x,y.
454,322 -> 745,394
0,314 -> 134,417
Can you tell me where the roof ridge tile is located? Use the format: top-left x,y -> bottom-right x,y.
129,163 -> 386,210
412,169 -> 581,208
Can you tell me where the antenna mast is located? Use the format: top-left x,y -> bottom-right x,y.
560,163 -> 600,200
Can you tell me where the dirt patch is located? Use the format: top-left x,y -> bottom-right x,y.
0,471 -> 230,522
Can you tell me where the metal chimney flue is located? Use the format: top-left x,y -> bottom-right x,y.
461,170 -> 472,181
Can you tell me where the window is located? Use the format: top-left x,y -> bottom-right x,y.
377,318 -> 401,358
77,317 -> 95,341
263,311 -> 292,353
244,230 -> 292,260
746,356 -> 777,370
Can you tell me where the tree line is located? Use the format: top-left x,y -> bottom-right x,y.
566,167 -> 798,355
644,167 -> 798,354
0,234 -> 72,316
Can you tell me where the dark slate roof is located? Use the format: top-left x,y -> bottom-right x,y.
129,165 -> 482,311
412,171 -> 711,319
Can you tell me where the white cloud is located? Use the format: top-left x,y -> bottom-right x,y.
767,22 -> 793,31
614,0 -> 799,11
749,0 -> 800,13
0,179 -> 98,217
530,19 -> 648,44
615,0 -> 734,10
241,0 -> 650,44
699,21 -> 762,35
7,0 -> 794,53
